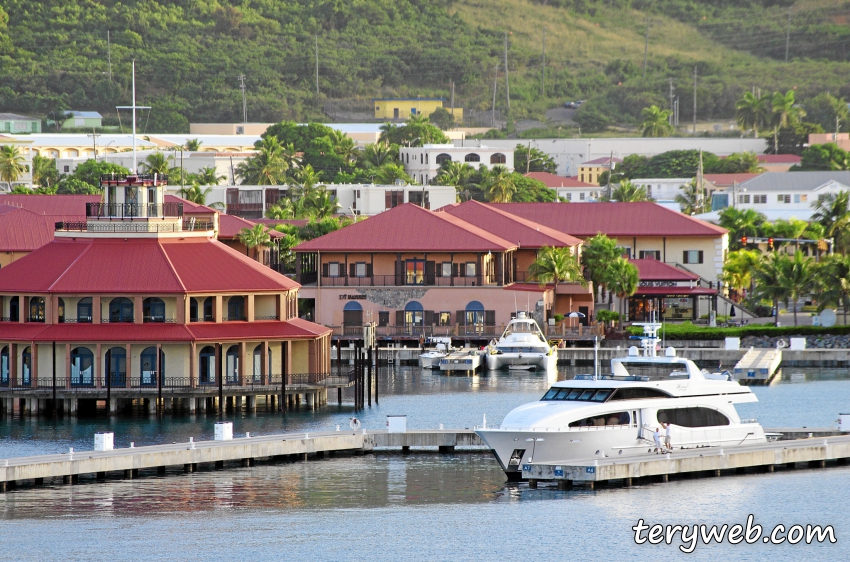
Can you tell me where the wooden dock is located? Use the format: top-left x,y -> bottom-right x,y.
0,429 -> 485,492
733,348 -> 782,384
521,432 -> 850,489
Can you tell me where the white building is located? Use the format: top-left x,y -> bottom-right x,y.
166,183 -> 458,220
0,134 -> 33,190
399,143 -> 513,185
631,178 -> 692,209
698,171 -> 850,222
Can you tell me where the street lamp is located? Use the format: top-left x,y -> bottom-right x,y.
525,437 -> 545,463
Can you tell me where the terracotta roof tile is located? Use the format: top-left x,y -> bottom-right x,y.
629,258 -> 699,281
0,206 -> 56,251
0,194 -> 98,218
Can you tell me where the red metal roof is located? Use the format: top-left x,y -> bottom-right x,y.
582,156 -> 622,166
188,318 -> 331,341
441,200 -> 582,248
39,323 -> 194,342
0,206 -> 56,251
524,172 -> 596,188
295,203 -> 517,253
758,154 -> 801,164
704,173 -> 762,187
0,194 -> 98,219
0,236 -> 299,294
164,195 -> 216,215
218,214 -> 283,240
633,286 -> 716,296
489,202 -> 727,238
629,258 -> 699,281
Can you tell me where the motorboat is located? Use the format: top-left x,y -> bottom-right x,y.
439,348 -> 482,372
484,312 -> 556,371
476,323 -> 766,480
419,337 -> 453,369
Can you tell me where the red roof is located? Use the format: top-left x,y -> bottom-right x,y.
189,318 -> 331,341
441,200 -> 582,248
704,173 -> 762,187
295,203 -> 516,253
0,206 -> 56,251
524,172 -> 596,188
582,156 -> 622,166
0,194 -> 98,220
218,214 -> 283,240
488,202 -> 727,238
629,258 -> 699,281
633,286 -> 716,296
758,154 -> 801,164
0,236 -> 299,294
164,195 -> 216,215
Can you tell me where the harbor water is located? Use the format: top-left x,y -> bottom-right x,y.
1,366 -> 849,560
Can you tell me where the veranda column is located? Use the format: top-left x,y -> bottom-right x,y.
189,342 -> 196,388
95,343 -> 102,388
92,296 -> 101,324
261,341 -> 269,385
64,343 -> 71,388
246,295 -> 255,322
125,343 -> 132,388
238,341 -> 246,386
31,343 -> 38,388
9,343 -> 17,386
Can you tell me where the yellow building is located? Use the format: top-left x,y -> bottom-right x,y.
578,156 -> 622,185
373,98 -> 462,121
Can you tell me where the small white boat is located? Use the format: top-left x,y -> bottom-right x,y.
419,337 -> 452,369
439,349 -> 482,372
484,312 -> 556,371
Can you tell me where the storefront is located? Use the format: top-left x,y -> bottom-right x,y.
626,259 -> 717,323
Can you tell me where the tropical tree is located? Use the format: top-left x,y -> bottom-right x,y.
814,255 -> 850,324
781,250 -> 815,326
639,105 -> 674,137
237,223 -> 272,261
608,179 -> 651,202
604,257 -> 640,323
196,166 -> 226,186
735,92 -> 771,137
722,249 -> 762,300
527,246 -> 587,291
580,233 -> 622,302
358,143 -> 396,169
0,145 -> 27,188
373,162 -> 412,185
328,130 -> 358,165
184,138 -> 202,151
752,253 -> 791,327
293,163 -> 322,191
718,207 -> 767,250
794,142 -> 850,171
236,136 -> 288,185
770,90 -> 806,154
178,183 -> 224,209
303,186 -> 340,220
31,154 -> 58,188
140,151 -> 171,175
514,144 -> 558,174
675,178 -> 709,215
483,166 -> 516,203
810,191 -> 850,253
266,199 -> 298,220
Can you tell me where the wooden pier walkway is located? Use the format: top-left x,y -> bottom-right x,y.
733,348 -> 782,383
522,432 -> 850,489
0,429 -> 485,492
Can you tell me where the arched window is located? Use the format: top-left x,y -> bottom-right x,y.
21,346 -> 31,386
464,153 -> 480,163
77,297 -> 92,323
9,296 -> 19,322
252,344 -> 269,383
226,345 -> 239,384
0,346 -> 8,385
343,301 -> 363,326
70,347 -> 94,387
29,297 -> 45,322
142,297 -> 165,323
404,300 -> 423,326
106,347 -> 126,386
435,154 -> 452,166
465,300 -> 485,326
109,297 -> 134,323
203,297 -> 214,322
190,298 -> 199,322
140,346 -> 164,386
199,346 -> 216,384
58,297 -> 65,323
490,153 -> 506,164
227,296 -> 245,321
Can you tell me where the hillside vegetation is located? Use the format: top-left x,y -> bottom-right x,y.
1,0 -> 850,131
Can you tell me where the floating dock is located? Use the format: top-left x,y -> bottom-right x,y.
732,348 -> 782,384
522,430 -> 850,489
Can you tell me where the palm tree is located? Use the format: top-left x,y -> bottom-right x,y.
771,90 -> 806,153
722,249 -> 762,300
280,142 -> 302,172
675,178 -> 709,215
483,166 -> 516,203
781,250 -> 815,326
735,91 -> 771,138
329,130 -> 358,165
718,207 -> 767,250
184,139 -> 202,151
0,145 -> 27,189
752,253 -> 790,327
580,233 -> 622,302
811,191 -> 850,254
639,105 -> 674,137
527,246 -> 587,291
359,143 -> 396,169
815,255 -> 850,324
196,166 -> 226,186
293,164 -> 322,191
237,224 -> 272,261
304,187 -> 341,220
609,179 -> 651,202
266,199 -> 296,220
373,162 -> 412,185
140,151 -> 171,175
178,183 -> 225,210
31,154 -> 57,188
604,257 -> 640,323
236,136 -> 288,185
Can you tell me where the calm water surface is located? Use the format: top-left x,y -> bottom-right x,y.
1,366 -> 848,560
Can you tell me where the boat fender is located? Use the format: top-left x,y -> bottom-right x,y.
776,339 -> 787,349
349,417 -> 361,430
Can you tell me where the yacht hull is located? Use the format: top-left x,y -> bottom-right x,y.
485,352 -> 557,371
419,354 -> 445,369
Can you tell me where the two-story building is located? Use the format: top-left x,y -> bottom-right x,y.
399,144 -> 513,186
578,156 -> 621,185
0,174 -> 332,416
524,172 -> 601,201
373,98 -> 462,122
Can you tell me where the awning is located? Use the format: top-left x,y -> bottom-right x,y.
633,286 -> 717,296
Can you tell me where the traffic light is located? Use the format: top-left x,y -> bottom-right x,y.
768,238 -> 774,250
741,236 -> 747,245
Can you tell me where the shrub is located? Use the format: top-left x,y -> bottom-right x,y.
626,322 -> 850,340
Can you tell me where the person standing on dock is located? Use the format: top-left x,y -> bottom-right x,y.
653,427 -> 663,454
663,422 -> 672,453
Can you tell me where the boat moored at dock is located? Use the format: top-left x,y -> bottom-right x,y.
439,349 -> 482,372
484,312 -> 556,371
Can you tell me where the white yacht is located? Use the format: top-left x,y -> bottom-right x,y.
476,324 -> 766,480
439,348 -> 482,372
484,312 -> 556,371
419,337 -> 453,369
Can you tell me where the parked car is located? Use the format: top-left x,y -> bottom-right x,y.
564,101 -> 576,108
575,100 -> 586,107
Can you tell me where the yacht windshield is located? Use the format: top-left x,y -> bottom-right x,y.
502,319 -> 545,341
615,361 -> 691,380
541,388 -> 613,402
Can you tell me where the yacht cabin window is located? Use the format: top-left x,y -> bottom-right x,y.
569,411 -> 631,427
657,407 -> 730,427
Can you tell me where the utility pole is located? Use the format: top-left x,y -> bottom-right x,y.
315,36 -> 319,95
541,27 -> 546,99
87,129 -> 101,161
492,63 -> 499,128
693,66 -> 697,135
238,74 -> 247,123
504,31 -> 510,113
450,81 -> 455,118
606,150 -> 614,200
668,78 -> 675,125
785,6 -> 792,63
643,17 -> 651,77
107,30 -> 112,82
836,116 -> 841,141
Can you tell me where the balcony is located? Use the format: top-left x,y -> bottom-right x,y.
56,219 -> 213,233
330,322 -> 604,340
86,202 -> 183,219
302,273 -> 497,287
99,173 -> 168,186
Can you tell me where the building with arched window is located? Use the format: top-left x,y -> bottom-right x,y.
398,144 -> 514,185
0,173 -> 332,416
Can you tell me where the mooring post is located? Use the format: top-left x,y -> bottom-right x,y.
217,343 -> 224,416
374,344 -> 379,404
367,345 -> 372,407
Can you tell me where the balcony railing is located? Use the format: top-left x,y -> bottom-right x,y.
86,202 -> 183,219
329,322 -> 604,340
99,174 -> 168,185
303,273 -> 497,287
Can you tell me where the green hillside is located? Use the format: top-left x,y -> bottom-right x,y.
1,0 -> 850,132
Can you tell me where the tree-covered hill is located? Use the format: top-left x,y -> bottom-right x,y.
1,0 -> 850,132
